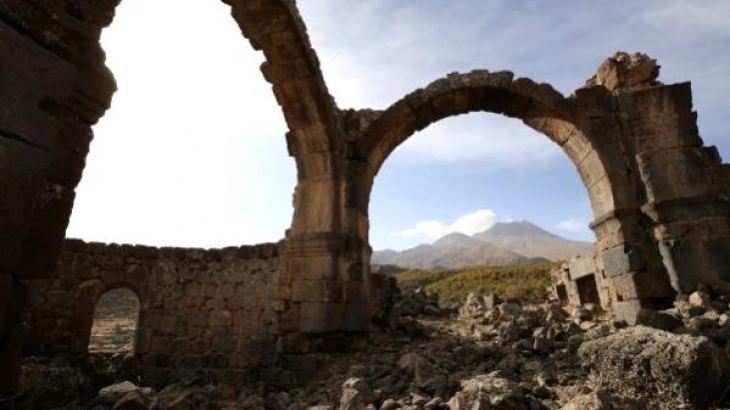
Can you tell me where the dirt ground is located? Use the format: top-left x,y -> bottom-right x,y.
88,318 -> 137,353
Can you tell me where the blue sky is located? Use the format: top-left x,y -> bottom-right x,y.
66,0 -> 730,251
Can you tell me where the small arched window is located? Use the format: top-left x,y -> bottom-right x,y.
88,288 -> 140,353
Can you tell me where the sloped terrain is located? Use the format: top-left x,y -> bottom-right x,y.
373,222 -> 593,269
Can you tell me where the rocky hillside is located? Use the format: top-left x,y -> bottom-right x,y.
373,221 -> 593,269
373,233 -> 538,269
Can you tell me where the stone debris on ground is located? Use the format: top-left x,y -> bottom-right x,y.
16,286 -> 730,410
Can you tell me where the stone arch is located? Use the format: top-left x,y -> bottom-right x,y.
75,279 -> 143,353
0,0 -> 342,278
349,71 -> 629,241
345,70 -> 679,323
87,286 -> 142,353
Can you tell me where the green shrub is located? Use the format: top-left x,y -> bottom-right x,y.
395,262 -> 559,305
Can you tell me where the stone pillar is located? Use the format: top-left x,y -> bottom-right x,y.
619,83 -> 730,293
0,2 -> 116,398
278,232 -> 370,353
571,82 -> 675,323
591,210 -> 675,323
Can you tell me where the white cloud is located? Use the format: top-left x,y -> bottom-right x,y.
392,209 -> 496,241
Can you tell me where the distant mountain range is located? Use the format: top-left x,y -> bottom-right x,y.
372,221 -> 594,270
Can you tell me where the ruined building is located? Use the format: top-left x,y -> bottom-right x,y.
2,0 -> 730,404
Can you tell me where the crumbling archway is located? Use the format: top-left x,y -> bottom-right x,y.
0,0 -> 344,396
344,70 -> 675,323
352,71 -> 627,227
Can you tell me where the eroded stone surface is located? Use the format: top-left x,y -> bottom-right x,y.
579,326 -> 728,410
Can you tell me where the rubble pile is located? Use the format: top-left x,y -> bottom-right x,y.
16,288 -> 730,410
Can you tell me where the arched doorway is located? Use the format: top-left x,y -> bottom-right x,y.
88,288 -> 140,353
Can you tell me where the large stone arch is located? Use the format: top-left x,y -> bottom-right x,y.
347,71 -> 635,244
350,71 -> 628,229
0,0 -> 341,278
0,0 -> 344,397
344,70 -> 675,323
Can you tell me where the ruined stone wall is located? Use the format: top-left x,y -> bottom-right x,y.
3,0 -> 730,401
551,256 -> 611,311
21,239 -> 283,384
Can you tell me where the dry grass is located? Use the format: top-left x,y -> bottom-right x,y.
89,318 -> 137,353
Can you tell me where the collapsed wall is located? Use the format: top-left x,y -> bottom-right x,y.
21,239 -> 284,384
551,256 -> 611,311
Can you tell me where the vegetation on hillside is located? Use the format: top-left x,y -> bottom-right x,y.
394,262 -> 560,305
94,288 -> 140,320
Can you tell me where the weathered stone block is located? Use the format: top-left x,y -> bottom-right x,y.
0,20 -> 75,150
609,271 -> 673,300
300,302 -> 343,333
638,147 -> 718,203
342,304 -> 369,332
659,234 -> 730,293
601,245 -> 644,277
292,279 -> 325,302
579,326 -> 728,410
0,138 -> 49,272
568,257 -> 596,280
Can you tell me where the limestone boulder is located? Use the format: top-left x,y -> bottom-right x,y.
156,385 -> 195,410
459,293 -> 487,318
447,374 -> 535,410
579,326 -> 728,410
339,378 -> 374,410
559,391 -> 644,410
99,381 -> 145,404
112,391 -> 151,410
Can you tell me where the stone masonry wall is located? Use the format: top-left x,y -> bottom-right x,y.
21,239 -> 284,384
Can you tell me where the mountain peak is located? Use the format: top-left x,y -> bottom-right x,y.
472,220 -> 594,261
478,221 -> 560,239
432,232 -> 482,248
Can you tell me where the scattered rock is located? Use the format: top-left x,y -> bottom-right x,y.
689,291 -> 713,309
156,385 -> 195,410
17,360 -> 90,410
579,326 -> 728,410
448,374 -> 529,410
340,378 -> 374,410
380,399 -> 400,410
459,293 -> 487,319
112,391 -> 151,410
99,381 -> 144,404
560,390 -> 644,410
